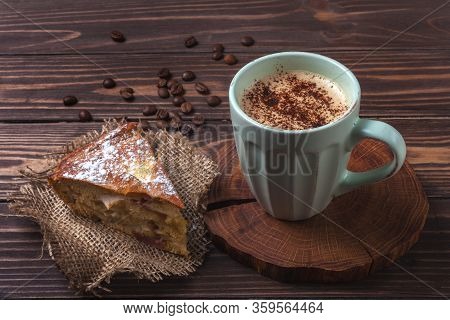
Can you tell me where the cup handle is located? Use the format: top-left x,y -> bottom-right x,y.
334,118 -> 406,197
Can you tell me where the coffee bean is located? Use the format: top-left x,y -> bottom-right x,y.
156,119 -> 169,130
172,96 -> 186,107
207,95 -> 221,107
192,113 -> 205,126
240,36 -> 255,46
158,87 -> 170,99
180,123 -> 194,137
120,87 -> 134,101
157,79 -> 168,88
78,109 -> 92,122
156,109 -> 170,120
180,102 -> 193,114
194,82 -> 209,95
182,71 -> 196,82
212,51 -> 223,60
140,120 -> 153,131
167,79 -> 178,89
184,36 -> 198,48
111,30 -> 125,42
169,117 -> 182,130
170,83 -> 184,96
224,54 -> 238,65
169,111 -> 181,120
212,43 -> 224,52
63,95 -> 78,106
103,78 -> 116,89
157,68 -> 171,79
143,105 -> 157,116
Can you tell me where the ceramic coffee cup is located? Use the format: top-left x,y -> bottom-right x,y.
229,52 -> 406,221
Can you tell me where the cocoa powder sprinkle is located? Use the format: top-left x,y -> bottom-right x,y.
241,71 -> 348,130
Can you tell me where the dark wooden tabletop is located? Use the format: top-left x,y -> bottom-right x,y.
0,0 -> 449,299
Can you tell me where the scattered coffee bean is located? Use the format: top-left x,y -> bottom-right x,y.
156,119 -> 169,130
157,68 -> 171,79
180,102 -> 193,114
103,78 -> 116,89
212,51 -> 223,61
78,109 -> 92,122
241,36 -> 255,46
140,120 -> 153,131
167,79 -> 178,89
157,78 -> 168,88
143,105 -> 157,116
207,95 -> 221,107
182,71 -> 196,82
120,87 -> 134,101
170,83 -> 184,96
169,111 -> 181,120
170,117 -> 182,130
195,82 -> 209,95
180,123 -> 194,137
111,30 -> 125,42
184,36 -> 198,48
63,95 -> 78,106
212,43 -> 224,52
173,96 -> 186,107
224,54 -> 238,65
192,113 -> 205,126
156,109 -> 170,120
158,87 -> 170,99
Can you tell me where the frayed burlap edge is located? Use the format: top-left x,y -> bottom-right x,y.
6,119 -> 219,295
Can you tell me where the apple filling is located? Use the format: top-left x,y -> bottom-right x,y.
51,179 -> 188,256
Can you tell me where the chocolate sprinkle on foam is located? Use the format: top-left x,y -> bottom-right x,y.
241,71 -> 349,130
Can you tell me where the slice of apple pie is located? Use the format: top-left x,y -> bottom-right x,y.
48,122 -> 188,256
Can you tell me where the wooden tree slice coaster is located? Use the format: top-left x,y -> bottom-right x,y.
202,139 -> 429,282
203,139 -> 254,204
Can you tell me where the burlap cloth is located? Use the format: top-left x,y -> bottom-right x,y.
7,119 -> 219,294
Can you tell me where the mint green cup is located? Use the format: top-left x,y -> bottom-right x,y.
229,52 -> 406,221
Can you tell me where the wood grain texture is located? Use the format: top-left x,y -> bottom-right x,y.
204,139 -> 429,282
1,51 -> 450,121
0,119 -> 449,200
0,199 -> 448,298
0,0 -> 450,54
203,139 -> 254,203
0,0 -> 449,299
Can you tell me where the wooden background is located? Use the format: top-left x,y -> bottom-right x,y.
0,0 -> 449,298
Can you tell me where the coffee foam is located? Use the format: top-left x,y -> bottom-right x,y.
241,71 -> 349,130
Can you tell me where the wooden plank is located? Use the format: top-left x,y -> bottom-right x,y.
1,51 -> 450,121
0,199 -> 449,298
0,119 -> 449,199
0,0 -> 450,54
0,0 -> 447,301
